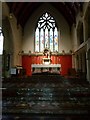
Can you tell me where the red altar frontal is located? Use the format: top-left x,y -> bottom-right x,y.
22,53 -> 72,76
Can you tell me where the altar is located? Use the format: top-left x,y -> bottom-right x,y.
32,47 -> 61,74
31,64 -> 61,73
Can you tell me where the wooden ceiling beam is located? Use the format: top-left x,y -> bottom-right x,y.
22,3 -> 43,27
18,3 -> 32,23
64,2 -> 76,23
19,3 -> 43,28
7,2 -> 80,29
12,2 -> 17,12
65,2 -> 76,15
15,2 -> 25,16
59,2 -> 74,25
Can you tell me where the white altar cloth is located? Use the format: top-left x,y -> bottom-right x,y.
31,64 -> 61,68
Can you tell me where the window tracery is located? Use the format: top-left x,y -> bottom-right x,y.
35,12 -> 58,52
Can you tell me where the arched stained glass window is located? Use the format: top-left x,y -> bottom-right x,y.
35,12 -> 58,52
0,27 -> 4,55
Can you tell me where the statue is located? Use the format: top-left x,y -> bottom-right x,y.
43,45 -> 52,64
43,44 -> 51,58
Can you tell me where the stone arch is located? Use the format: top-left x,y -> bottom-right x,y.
77,21 -> 84,46
2,17 -> 14,76
3,17 -> 14,55
84,4 -> 90,40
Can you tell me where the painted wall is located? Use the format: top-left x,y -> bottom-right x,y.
22,55 -> 72,76
22,3 -> 72,54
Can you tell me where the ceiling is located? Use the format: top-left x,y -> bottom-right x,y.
7,2 -> 83,29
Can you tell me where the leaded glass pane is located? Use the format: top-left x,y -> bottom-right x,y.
54,27 -> 58,51
35,28 -> 39,52
45,28 -> 48,48
40,29 -> 44,52
45,12 -> 48,18
50,28 -> 53,52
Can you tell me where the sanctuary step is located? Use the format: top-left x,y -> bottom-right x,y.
2,73 -> 90,120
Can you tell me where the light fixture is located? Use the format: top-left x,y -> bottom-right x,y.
9,13 -> 13,19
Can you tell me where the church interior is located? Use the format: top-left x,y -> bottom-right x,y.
1,1 -> 90,120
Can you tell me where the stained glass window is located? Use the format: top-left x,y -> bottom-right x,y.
54,27 -> 58,51
40,28 -> 44,51
0,27 -> 4,55
35,12 -> 58,52
50,28 -> 53,51
35,28 -> 39,52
